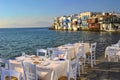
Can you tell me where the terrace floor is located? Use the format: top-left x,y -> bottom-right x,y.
79,55 -> 120,80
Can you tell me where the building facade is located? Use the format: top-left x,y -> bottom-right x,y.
52,12 -> 120,31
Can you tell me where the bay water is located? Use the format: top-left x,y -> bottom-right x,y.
0,28 -> 120,59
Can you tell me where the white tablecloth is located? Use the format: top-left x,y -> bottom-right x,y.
74,42 -> 90,54
10,56 -> 68,80
112,43 -> 120,48
105,46 -> 120,58
58,44 -> 75,59
57,42 -> 90,59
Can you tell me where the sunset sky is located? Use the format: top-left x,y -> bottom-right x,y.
0,0 -> 120,28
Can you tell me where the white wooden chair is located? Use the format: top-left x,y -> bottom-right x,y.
22,52 -> 29,57
112,41 -> 120,48
0,59 -> 10,69
22,52 -> 26,56
22,62 -> 38,80
90,42 -> 97,68
0,67 -> 2,79
37,67 -> 54,80
76,44 -> 85,76
0,59 -> 10,80
68,59 -> 77,80
52,50 -> 67,59
86,43 -> 97,68
36,49 -> 48,58
107,47 -> 119,62
47,48 -> 58,58
1,68 -> 22,80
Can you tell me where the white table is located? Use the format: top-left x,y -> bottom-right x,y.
105,46 -> 120,62
57,42 -> 90,59
10,56 -> 69,80
105,46 -> 120,58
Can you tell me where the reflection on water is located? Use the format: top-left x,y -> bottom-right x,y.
0,28 -> 120,59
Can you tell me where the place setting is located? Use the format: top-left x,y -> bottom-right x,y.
32,56 -> 51,66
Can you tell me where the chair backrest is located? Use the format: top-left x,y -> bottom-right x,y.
47,48 -> 68,60
77,44 -> 85,58
37,67 -> 54,80
108,47 -> 117,56
1,68 -> 22,80
68,59 -> 77,80
36,49 -> 47,57
52,50 -> 67,59
22,52 -> 30,57
47,48 -> 58,58
0,59 -> 10,69
90,42 -> 97,54
22,52 -> 26,56
22,62 -> 37,80
66,47 -> 75,60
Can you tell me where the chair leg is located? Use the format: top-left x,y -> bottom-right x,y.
78,63 -> 80,77
67,72 -> 70,80
116,56 -> 119,62
82,58 -> 86,73
75,75 -> 76,80
108,55 -> 110,62
91,60 -> 93,68
83,58 -> 86,67
50,71 -> 54,80
114,55 -> 118,62
91,55 -> 93,68
93,53 -> 96,65
81,63 -> 84,74
88,56 -> 90,63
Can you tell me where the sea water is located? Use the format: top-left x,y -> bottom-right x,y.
0,28 -> 120,59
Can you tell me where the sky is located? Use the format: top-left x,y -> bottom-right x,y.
0,0 -> 120,28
